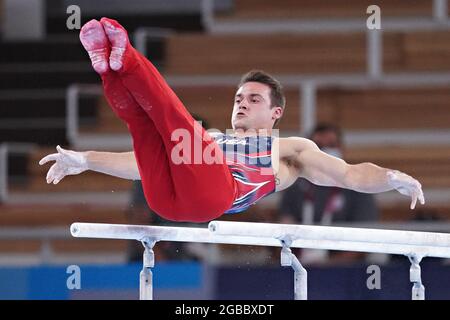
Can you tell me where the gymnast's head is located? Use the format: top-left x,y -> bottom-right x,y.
232,70 -> 285,132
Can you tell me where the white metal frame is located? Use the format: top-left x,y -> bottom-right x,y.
70,221 -> 450,300
133,27 -> 173,58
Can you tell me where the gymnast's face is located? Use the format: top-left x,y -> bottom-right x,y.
231,82 -> 282,132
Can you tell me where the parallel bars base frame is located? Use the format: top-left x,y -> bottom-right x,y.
70,221 -> 450,300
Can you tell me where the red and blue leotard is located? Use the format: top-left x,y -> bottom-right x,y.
213,133 -> 276,214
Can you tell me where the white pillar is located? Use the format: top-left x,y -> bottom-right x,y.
367,28 -> 383,79
201,0 -> 214,32
433,0 -> 448,22
301,83 -> 316,137
0,144 -> 8,203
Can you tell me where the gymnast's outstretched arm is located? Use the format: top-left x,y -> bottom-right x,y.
286,137 -> 425,210
38,145 -> 140,183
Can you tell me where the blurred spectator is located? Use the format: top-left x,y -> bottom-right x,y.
278,123 -> 379,264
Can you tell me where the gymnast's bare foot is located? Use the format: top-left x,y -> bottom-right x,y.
100,17 -> 129,72
79,19 -> 110,74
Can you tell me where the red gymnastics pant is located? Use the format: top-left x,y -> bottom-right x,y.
100,44 -> 236,222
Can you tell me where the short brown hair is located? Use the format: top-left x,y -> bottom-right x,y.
238,70 -> 286,127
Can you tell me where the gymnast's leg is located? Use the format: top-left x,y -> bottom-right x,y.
79,19 -> 189,221
100,18 -> 236,220
80,19 -> 235,222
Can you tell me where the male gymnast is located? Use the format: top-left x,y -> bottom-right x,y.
39,18 -> 425,222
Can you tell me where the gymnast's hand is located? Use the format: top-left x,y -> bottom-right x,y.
386,170 -> 425,210
38,145 -> 88,184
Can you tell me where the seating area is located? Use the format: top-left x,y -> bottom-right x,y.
1,0 -> 450,262
164,30 -> 450,75
166,33 -> 366,75
216,0 -> 433,20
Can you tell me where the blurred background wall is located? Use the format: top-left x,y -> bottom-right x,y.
0,0 -> 449,299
